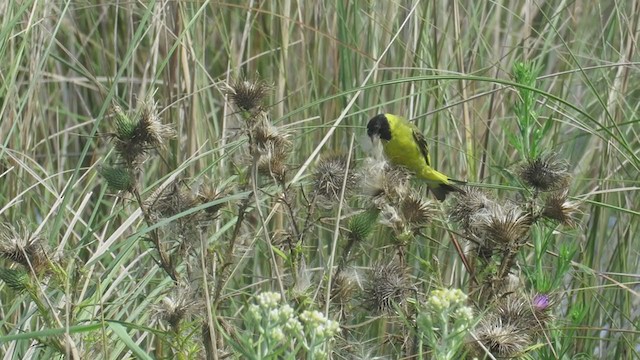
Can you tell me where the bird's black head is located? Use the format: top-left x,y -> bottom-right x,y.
367,114 -> 392,141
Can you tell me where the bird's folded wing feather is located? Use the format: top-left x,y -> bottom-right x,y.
411,129 -> 432,167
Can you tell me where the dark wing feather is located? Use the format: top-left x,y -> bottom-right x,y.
412,129 -> 432,167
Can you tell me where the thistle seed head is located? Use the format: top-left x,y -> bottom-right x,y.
196,181 -> 226,217
253,123 -> 290,149
377,203 -> 403,232
362,262 -> 409,314
493,293 -> 556,338
109,97 -> 175,167
0,222 -> 48,272
472,315 -> 531,358
360,158 -> 411,208
542,190 -> 580,227
145,181 -> 198,219
153,285 -> 202,330
136,97 -> 175,148
254,125 -> 291,182
494,293 -> 532,329
472,202 -> 531,247
518,153 -> 571,192
331,267 -> 362,305
313,152 -> 358,204
399,192 -> 436,229
257,146 -> 288,182
448,187 -> 494,230
226,77 -> 271,113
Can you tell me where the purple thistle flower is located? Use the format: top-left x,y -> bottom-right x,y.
532,294 -> 550,311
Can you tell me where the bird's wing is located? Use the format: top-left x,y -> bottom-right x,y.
411,129 -> 432,167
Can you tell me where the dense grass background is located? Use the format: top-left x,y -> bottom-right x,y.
1,1 -> 639,359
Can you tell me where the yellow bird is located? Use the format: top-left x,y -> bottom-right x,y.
367,113 -> 465,201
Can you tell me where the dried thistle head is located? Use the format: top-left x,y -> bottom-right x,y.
257,144 -> 289,182
331,267 -> 362,305
518,153 -> 570,192
109,97 -> 175,167
145,181 -> 199,220
313,152 -> 358,204
226,77 -> 271,113
376,192 -> 436,236
197,181 -> 227,218
448,187 -> 494,230
145,181 -> 218,253
135,97 -> 175,148
253,123 -> 290,149
377,203 -> 403,233
494,293 -> 532,329
472,314 -> 531,358
473,202 -> 531,247
399,192 -> 436,229
491,293 -> 557,338
360,158 -> 411,208
254,124 -> 291,182
542,190 -> 580,227
362,262 -> 409,314
485,292 -> 556,347
0,223 -> 48,272
153,286 -> 202,330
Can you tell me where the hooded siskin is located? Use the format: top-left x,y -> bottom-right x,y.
367,113 -> 465,201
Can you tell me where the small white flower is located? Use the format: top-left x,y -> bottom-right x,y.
313,349 -> 327,359
269,327 -> 285,342
257,291 -> 281,309
316,324 -> 327,337
455,306 -> 474,323
269,308 -> 280,320
284,317 -> 303,334
300,310 -> 325,327
429,288 -> 468,311
325,320 -> 340,337
249,304 -> 262,321
279,304 -> 294,321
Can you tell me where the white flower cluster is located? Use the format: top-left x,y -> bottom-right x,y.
257,291 -> 282,308
300,310 -> 340,339
417,288 -> 475,358
454,305 -> 474,323
248,291 -> 340,353
428,288 -> 468,311
425,287 -> 475,332
249,292 -> 304,341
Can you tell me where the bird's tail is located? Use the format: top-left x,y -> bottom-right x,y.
430,179 -> 466,201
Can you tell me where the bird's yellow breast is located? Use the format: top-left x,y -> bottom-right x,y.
380,114 -> 449,184
382,119 -> 425,172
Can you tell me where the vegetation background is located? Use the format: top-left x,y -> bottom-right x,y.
0,0 -> 639,359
